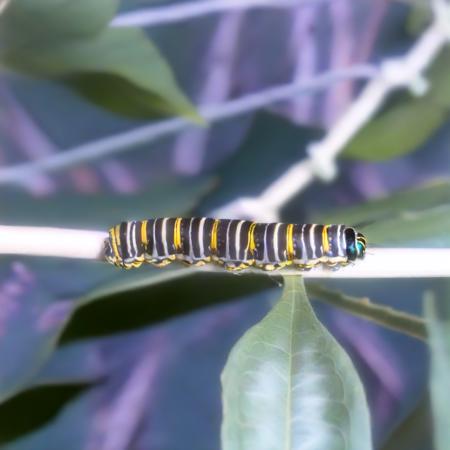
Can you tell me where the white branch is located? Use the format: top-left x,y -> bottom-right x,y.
274,248 -> 450,278
112,0 -> 311,28
213,8 -> 450,221
0,226 -> 449,278
0,66 -> 374,186
198,248 -> 450,278
0,226 -> 107,260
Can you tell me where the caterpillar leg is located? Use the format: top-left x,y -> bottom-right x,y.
295,263 -> 316,271
112,258 -> 145,270
191,260 -> 207,267
150,259 -> 175,268
272,261 -> 291,271
324,260 -> 347,270
261,264 -> 277,271
224,262 -> 251,272
178,259 -> 208,268
130,259 -> 145,268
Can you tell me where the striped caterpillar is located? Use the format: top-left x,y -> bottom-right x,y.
104,218 -> 367,271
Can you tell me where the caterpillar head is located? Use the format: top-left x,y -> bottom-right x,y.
345,227 -> 367,261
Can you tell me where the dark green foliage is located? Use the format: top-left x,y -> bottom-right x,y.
60,271 -> 278,343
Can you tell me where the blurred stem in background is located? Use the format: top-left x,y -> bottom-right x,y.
308,284 -> 427,340
113,0 -> 308,27
0,65 -> 374,186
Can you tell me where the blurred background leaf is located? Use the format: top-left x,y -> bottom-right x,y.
406,1 -> 432,35
0,263 -> 73,403
0,0 -> 199,120
361,205 -> 450,247
342,49 -> 450,161
0,0 -> 119,44
0,178 -> 212,228
381,397 -> 432,450
314,179 -> 450,225
315,180 -> 450,246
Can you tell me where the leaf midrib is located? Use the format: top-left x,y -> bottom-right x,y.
284,286 -> 296,450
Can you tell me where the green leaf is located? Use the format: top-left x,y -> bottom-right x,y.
425,284 -> 450,450
67,72 -> 185,119
0,383 -> 89,444
0,0 -> 119,46
406,1 -> 432,35
342,49 -> 450,161
342,99 -> 444,161
221,276 -> 372,450
0,1 -> 200,121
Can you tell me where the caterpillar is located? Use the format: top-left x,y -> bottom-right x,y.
104,218 -> 367,271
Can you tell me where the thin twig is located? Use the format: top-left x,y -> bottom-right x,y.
112,0 -> 315,28
1,225 -> 450,278
307,284 -> 427,340
0,66 -> 375,186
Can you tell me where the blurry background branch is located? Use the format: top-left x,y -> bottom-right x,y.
0,225 -> 449,278
0,65 -> 375,186
172,11 -> 245,175
213,0 -> 450,221
307,284 -> 427,340
112,0 -> 309,28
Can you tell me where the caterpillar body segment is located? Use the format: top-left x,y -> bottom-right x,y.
104,218 -> 367,271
